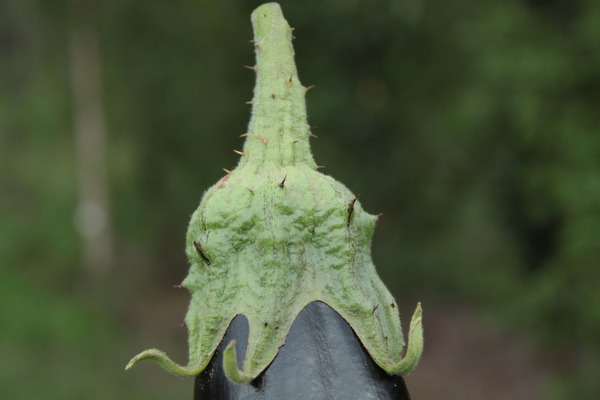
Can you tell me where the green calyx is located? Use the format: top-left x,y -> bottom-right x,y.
126,2 -> 423,382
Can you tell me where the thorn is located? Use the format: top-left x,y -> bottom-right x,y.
309,133 -> 318,138
288,75 -> 293,84
193,240 -> 212,265
180,322 -> 186,328
309,126 -> 318,130
243,65 -> 257,71
271,93 -> 276,99
249,39 -> 255,43
347,194 -> 361,226
223,168 -> 231,174
291,27 -> 296,31
291,34 -> 296,40
264,321 -> 269,327
173,284 -> 183,289
292,140 -> 299,144
233,150 -> 245,156
255,135 -> 268,144
305,85 -> 316,92
255,44 -> 262,50
247,188 -> 254,194
316,165 -> 325,169
240,132 -> 249,137
375,212 -> 384,220
245,100 -> 253,105
372,304 -> 380,313
278,174 -> 287,188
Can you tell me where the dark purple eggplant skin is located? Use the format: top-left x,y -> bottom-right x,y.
194,301 -> 411,400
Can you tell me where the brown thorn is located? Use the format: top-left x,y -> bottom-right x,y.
254,135 -> 268,144
305,85 -> 316,92
288,75 -> 293,83
243,65 -> 258,71
271,93 -> 276,99
245,100 -> 253,105
347,194 -> 361,226
278,174 -> 287,188
180,322 -> 186,328
247,188 -> 254,194
240,132 -> 249,137
372,304 -> 380,313
309,126 -> 318,130
193,240 -> 212,266
222,168 -> 231,174
291,27 -> 296,31
233,150 -> 245,156
316,165 -> 325,169
292,140 -> 299,144
309,133 -> 318,138
173,284 -> 183,289
375,212 -> 384,221
255,44 -> 262,50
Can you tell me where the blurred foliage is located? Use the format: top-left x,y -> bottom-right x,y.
1,0 -> 599,398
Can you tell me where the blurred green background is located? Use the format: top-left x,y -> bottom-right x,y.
1,0 -> 599,398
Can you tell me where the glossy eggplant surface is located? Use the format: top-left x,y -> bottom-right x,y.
195,301 -> 411,400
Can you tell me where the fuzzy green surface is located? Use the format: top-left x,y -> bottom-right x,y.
127,2 -> 423,381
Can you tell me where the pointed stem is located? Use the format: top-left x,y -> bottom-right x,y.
239,3 -> 316,169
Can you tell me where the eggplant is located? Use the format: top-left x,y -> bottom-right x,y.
195,301 -> 411,400
126,4 -> 423,393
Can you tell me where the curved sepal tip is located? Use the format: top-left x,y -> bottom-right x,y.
385,302 -> 424,375
222,340 -> 254,384
126,348 -> 203,377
